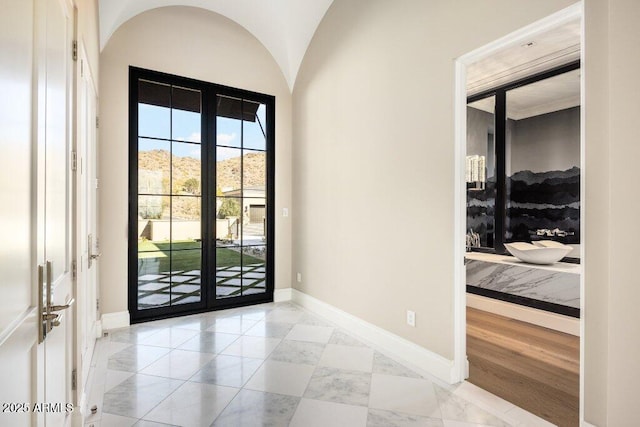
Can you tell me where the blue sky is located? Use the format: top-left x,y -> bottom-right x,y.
138,103 -> 266,161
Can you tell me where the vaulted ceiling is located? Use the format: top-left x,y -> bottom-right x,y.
99,0 -> 335,90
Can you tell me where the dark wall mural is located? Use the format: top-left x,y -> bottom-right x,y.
506,166 -> 580,243
466,104 -> 581,249
466,166 -> 580,247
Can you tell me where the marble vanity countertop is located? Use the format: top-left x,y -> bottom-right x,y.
465,251 -> 581,274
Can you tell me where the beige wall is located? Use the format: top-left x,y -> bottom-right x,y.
587,0 -> 640,424
584,0 -> 609,423
98,6 -> 292,315
292,0 -> 574,360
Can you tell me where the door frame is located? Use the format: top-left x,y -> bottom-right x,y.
73,38 -> 100,414
451,2 -> 585,415
127,67 -> 276,323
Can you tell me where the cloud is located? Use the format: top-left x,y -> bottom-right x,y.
175,132 -> 201,143
216,146 -> 241,161
217,132 -> 237,145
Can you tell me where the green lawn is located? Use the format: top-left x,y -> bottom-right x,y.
138,240 -> 263,275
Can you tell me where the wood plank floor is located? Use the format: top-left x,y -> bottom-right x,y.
466,307 -> 579,427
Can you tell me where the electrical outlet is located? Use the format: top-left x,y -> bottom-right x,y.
296,272 -> 302,283
406,310 -> 416,327
283,208 -> 289,217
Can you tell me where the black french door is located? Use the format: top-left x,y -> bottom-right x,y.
128,67 -> 275,323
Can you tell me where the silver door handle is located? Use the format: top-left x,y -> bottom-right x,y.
42,313 -> 61,327
49,298 -> 75,312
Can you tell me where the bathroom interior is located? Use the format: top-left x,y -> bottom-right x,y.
464,17 -> 581,427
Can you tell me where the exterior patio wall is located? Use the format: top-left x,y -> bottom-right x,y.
147,220 -> 201,242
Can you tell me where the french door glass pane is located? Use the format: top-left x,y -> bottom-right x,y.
242,246 -> 266,296
138,195 -> 169,225
171,196 -> 201,247
216,197 -> 242,243
171,86 -> 201,142
215,95 -> 269,301
138,251 -> 170,309
242,198 -> 266,246
138,80 -> 170,139
217,147 -> 242,192
136,81 -> 203,311
172,141 -> 201,195
243,102 -> 267,150
216,247 -> 242,299
216,95 -> 242,148
170,249 -> 201,305
243,149 -> 266,189
138,138 -> 170,194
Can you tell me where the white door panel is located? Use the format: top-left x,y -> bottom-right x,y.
44,0 -> 74,425
0,313 -> 40,427
1,0 -> 75,424
76,43 -> 99,404
0,0 -> 39,425
0,0 -> 35,337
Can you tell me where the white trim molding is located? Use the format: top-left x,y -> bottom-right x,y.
290,289 -> 456,384
454,1 -> 584,422
273,288 -> 293,302
100,311 -> 130,331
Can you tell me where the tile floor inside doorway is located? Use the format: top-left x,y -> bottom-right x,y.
83,302 -> 553,427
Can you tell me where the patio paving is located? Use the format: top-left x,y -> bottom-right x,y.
137,264 -> 266,310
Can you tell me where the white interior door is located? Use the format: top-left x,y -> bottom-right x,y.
76,42 -> 99,405
0,0 -> 73,426
0,0 -> 74,425
43,0 -> 75,425
0,0 -> 40,426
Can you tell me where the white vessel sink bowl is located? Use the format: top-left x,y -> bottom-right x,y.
504,241 -> 572,265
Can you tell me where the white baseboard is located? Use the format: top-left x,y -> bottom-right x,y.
582,422 -> 597,427
467,293 -> 580,336
290,289 -> 456,384
100,311 -> 130,330
274,288 -> 292,302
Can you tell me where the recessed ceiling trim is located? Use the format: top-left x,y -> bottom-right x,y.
467,45 -> 580,97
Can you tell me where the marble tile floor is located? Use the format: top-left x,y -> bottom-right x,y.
83,302 -> 554,427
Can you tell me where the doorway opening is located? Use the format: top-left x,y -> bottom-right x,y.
128,68 -> 275,323
454,4 -> 584,426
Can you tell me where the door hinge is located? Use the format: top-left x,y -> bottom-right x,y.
71,151 -> 77,171
71,260 -> 77,280
96,299 -> 100,311
72,40 -> 78,62
96,116 -> 99,129
71,369 -> 77,391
